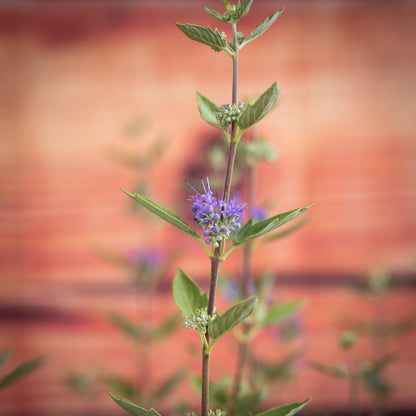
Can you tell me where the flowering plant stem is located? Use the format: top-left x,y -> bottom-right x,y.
110,4 -> 313,416
202,21 -> 240,416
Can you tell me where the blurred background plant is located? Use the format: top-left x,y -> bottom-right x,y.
0,350 -> 45,397
66,119 -> 184,409
310,271 -> 416,416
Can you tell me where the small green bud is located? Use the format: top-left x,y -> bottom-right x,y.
338,331 -> 356,350
183,308 -> 211,333
216,102 -> 245,126
237,32 -> 245,45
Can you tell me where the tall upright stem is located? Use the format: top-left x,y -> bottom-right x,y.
201,22 -> 240,416
223,23 -> 239,201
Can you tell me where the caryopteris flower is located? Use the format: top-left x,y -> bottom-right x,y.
183,308 -> 210,332
187,178 -> 247,247
216,102 -> 244,126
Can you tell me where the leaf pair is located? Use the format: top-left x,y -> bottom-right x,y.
122,189 -> 312,260
173,269 -> 257,352
197,82 -> 279,138
178,4 -> 284,52
205,0 -> 252,24
109,392 -> 310,416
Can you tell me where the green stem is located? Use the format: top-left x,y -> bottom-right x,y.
202,256 -> 221,416
222,23 -> 239,202
201,22 -> 240,416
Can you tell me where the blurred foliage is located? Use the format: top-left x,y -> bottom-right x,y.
0,350 -> 46,393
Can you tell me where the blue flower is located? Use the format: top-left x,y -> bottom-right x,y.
187,178 -> 247,247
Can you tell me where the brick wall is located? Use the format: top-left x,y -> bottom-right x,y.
0,1 -> 415,415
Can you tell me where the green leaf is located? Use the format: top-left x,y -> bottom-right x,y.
255,398 -> 311,416
233,204 -> 313,247
234,0 -> 253,21
121,189 -> 205,246
264,217 -> 311,243
239,138 -> 276,166
241,8 -> 284,48
237,83 -> 279,130
0,356 -> 46,391
362,352 -> 397,375
0,349 -> 11,368
257,300 -> 305,328
172,269 -> 208,317
206,0 -> 253,24
108,312 -> 147,341
309,361 -> 347,378
209,296 -> 257,342
196,92 -> 228,133
175,23 -> 230,54
104,375 -> 136,398
109,392 -> 161,416
204,7 -> 229,23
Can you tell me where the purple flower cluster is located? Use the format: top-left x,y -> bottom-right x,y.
187,178 -> 247,247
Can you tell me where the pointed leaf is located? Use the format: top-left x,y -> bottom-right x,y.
121,189 -> 204,243
108,312 -> 147,341
175,23 -> 229,53
234,0 -> 253,21
255,398 -> 311,416
204,7 -> 229,23
363,352 -> 397,375
0,356 -> 46,391
233,204 -> 312,247
264,217 -> 311,243
109,392 -> 161,416
258,300 -> 305,328
172,269 -> 208,317
309,361 -> 347,378
237,83 -> 279,130
241,8 -> 284,48
209,296 -> 257,342
0,349 -> 11,368
103,374 -> 136,397
196,92 -> 227,133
